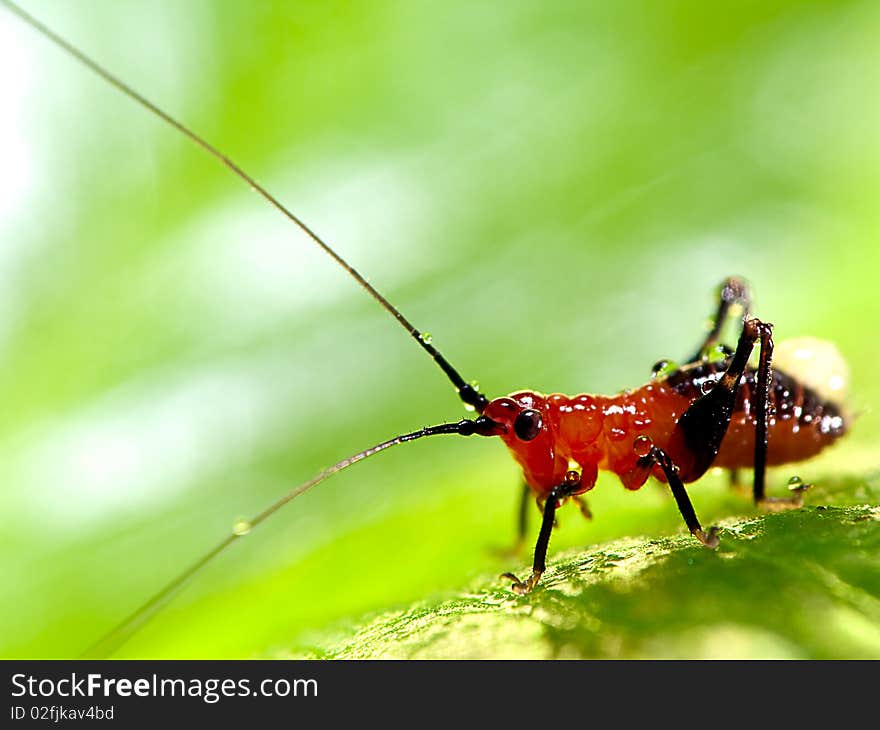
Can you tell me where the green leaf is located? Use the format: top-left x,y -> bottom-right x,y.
291,505 -> 880,659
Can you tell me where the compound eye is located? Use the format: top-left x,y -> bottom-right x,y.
513,408 -> 543,441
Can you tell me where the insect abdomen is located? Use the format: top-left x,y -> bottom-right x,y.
665,362 -> 847,469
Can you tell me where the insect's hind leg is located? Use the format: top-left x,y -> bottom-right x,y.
666,316 -> 772,483
750,319 -> 810,510
687,276 -> 751,363
677,315 -> 805,515
626,316 -> 771,546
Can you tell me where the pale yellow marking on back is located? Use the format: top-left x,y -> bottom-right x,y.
774,337 -> 850,405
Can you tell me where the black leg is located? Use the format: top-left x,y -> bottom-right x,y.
750,324 -> 810,509
752,319 -> 772,503
535,494 -> 561,528
687,276 -> 751,363
502,471 -> 581,595
636,443 -> 719,547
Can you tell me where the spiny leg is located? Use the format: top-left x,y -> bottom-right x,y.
502,471 -> 581,595
687,276 -> 751,363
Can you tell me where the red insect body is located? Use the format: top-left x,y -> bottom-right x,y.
484,361 -> 847,500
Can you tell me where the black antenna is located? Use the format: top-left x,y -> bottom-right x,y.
82,416 -> 503,657
2,0 -> 489,413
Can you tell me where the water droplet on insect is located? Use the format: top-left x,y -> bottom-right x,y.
633,435 -> 653,458
787,476 -> 803,490
700,379 -> 715,395
420,332 -> 433,345
706,344 -> 730,364
651,359 -> 678,380
232,519 -> 252,536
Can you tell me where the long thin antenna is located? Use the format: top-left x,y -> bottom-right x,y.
82,416 -> 500,657
2,0 -> 489,412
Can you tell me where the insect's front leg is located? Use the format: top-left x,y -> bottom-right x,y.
502,471 -> 581,595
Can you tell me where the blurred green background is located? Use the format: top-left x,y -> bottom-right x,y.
1,0 -> 878,658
